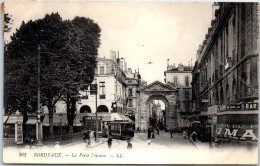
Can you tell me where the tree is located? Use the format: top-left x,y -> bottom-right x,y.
4,13 -> 13,33
5,13 -> 101,137
61,17 -> 101,133
5,13 -> 70,137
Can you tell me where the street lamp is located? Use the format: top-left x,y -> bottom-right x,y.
36,44 -> 43,146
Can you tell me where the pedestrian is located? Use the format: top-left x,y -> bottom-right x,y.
87,139 -> 91,148
147,127 -> 151,139
151,128 -> 155,138
107,136 -> 112,149
170,129 -> 173,138
93,131 -> 97,141
183,130 -> 187,138
127,139 -> 132,150
157,126 -> 159,135
147,138 -> 151,145
54,142 -> 61,149
192,131 -> 197,142
83,131 -> 89,143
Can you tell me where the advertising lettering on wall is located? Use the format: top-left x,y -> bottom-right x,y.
215,125 -> 258,141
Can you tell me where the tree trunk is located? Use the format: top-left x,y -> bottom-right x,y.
67,98 -> 76,134
48,105 -> 54,138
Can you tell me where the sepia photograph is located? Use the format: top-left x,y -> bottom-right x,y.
2,0 -> 259,164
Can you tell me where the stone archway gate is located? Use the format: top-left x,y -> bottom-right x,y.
136,81 -> 178,131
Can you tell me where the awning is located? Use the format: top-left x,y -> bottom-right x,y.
26,116 -> 37,125
3,116 -> 8,124
43,114 -> 68,126
6,115 -> 23,124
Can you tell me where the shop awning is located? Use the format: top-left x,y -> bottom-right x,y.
26,116 -> 37,125
3,116 -> 8,124
43,114 -> 68,126
6,115 -> 23,124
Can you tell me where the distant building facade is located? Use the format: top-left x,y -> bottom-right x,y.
125,68 -> 141,120
46,51 -> 142,131
164,63 -> 193,128
192,2 -> 259,144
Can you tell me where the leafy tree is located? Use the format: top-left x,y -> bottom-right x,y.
5,13 -> 101,137
4,13 -> 13,33
6,13 -> 70,137
61,17 -> 101,133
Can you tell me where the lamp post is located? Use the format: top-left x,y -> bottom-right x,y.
36,44 -> 43,146
94,78 -> 99,143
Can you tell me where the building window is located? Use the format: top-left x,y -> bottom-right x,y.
99,82 -> 106,99
185,90 -> 190,100
129,99 -> 133,107
129,89 -> 132,96
173,76 -> 178,85
185,76 -> 189,86
99,66 -> 105,75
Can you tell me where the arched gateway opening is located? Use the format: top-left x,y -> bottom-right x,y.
147,96 -> 167,130
136,81 -> 177,131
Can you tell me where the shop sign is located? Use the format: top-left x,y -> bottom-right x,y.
244,103 -> 258,110
215,127 -> 258,141
15,121 -> 23,144
83,116 -> 102,121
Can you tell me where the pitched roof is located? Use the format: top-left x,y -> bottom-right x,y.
139,80 -> 177,91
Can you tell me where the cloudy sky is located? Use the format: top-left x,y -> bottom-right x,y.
5,1 -> 213,84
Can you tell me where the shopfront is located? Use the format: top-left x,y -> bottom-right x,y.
214,103 -> 258,148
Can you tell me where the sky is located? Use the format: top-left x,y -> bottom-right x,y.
5,1 -> 213,84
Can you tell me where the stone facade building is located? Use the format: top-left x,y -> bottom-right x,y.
192,2 -> 259,143
44,52 -> 137,131
125,68 -> 141,119
164,63 -> 193,128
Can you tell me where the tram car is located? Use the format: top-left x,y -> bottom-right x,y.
109,121 -> 134,139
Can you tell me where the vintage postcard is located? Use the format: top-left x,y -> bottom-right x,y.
2,0 -> 258,164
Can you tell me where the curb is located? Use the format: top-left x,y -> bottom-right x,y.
188,138 -> 199,149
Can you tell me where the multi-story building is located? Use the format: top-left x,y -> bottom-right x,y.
164,63 -> 193,128
192,2 -> 259,144
46,51 -> 136,132
125,68 -> 141,120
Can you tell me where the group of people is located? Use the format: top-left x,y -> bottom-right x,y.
83,130 -> 97,148
83,130 -> 132,150
182,128 -> 197,142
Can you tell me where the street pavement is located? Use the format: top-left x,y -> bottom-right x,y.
65,130 -> 198,151
3,131 -> 257,164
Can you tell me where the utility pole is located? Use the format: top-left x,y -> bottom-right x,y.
36,44 -> 43,146
94,79 -> 99,143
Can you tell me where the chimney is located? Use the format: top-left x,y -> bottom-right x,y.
167,59 -> 170,70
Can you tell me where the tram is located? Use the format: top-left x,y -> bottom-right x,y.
109,121 -> 134,139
